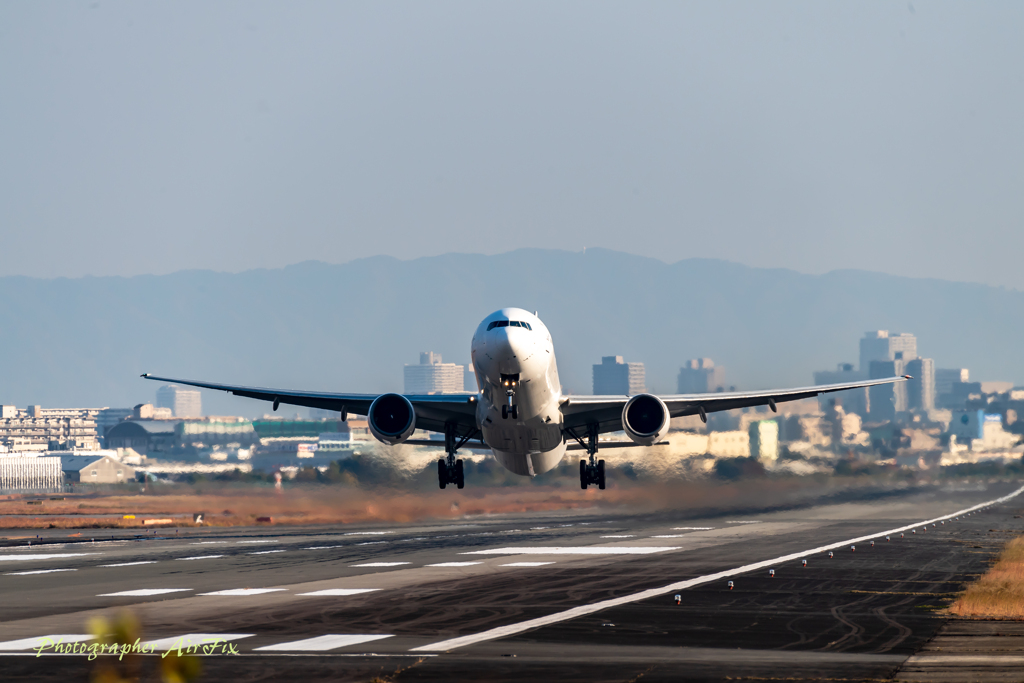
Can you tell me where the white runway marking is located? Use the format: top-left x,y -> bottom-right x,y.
304,545 -> 344,550
344,532 -> 392,536
463,547 -> 679,555
297,588 -> 380,596
426,562 -> 483,568
175,555 -> 224,561
726,521 -> 761,524
191,541 -> 227,545
99,589 -> 192,597
413,485 -> 1024,652
199,588 -> 286,596
0,553 -> 98,561
501,562 -> 554,567
249,550 -> 287,555
0,635 -> 93,651
5,568 -> 77,575
99,561 -> 157,567
143,633 -> 255,651
254,634 -> 392,652
600,535 -> 635,538
238,540 -> 279,544
357,541 -> 387,545
351,562 -> 409,567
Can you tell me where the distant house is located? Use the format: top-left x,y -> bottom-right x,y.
61,455 -> 135,484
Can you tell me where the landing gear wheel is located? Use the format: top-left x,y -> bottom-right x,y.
437,459 -> 447,489
502,405 -> 508,419
511,405 -> 519,420
455,459 -> 465,489
580,460 -> 588,490
597,460 -> 606,490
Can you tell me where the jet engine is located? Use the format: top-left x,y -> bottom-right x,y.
368,393 -> 417,445
621,394 -> 671,446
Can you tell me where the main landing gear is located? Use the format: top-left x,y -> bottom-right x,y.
567,423 -> 605,490
438,422 -> 477,490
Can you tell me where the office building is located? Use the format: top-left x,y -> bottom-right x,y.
156,385 -> 202,418
592,356 -> 646,395
403,352 -> 466,394
935,368 -> 969,398
859,331 -> 918,372
678,358 -> 726,394
905,358 -> 936,412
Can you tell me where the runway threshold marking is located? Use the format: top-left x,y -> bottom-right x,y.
253,634 -> 393,651
198,589 -> 286,596
0,553 -> 99,561
0,635 -> 93,651
412,485 -> 1024,652
143,633 -> 255,650
99,589 -> 192,597
462,547 -> 678,555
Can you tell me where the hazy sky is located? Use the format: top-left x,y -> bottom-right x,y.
2,2 -> 1022,287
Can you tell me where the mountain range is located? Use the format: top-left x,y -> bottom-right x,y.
1,248 -> 1021,417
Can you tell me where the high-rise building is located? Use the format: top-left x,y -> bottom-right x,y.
156,385 -> 202,418
464,365 -> 478,393
404,352 -> 466,394
868,359 -> 908,421
905,358 -> 936,412
592,356 -> 645,395
935,368 -> 969,398
678,358 -> 726,394
859,331 -> 918,372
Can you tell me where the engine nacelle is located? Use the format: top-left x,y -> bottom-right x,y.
368,393 -> 417,445
622,394 -> 670,446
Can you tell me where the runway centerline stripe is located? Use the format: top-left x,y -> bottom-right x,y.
143,633 -> 255,651
254,634 -> 392,651
412,485 -> 1024,652
198,588 -> 286,596
297,588 -> 380,596
5,568 -> 77,575
0,635 -> 93,651
99,589 -> 192,597
99,561 -> 157,567
175,555 -> 224,561
426,562 -> 483,567
249,550 -> 287,555
462,547 -> 679,555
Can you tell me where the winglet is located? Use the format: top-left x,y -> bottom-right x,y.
141,373 -> 150,378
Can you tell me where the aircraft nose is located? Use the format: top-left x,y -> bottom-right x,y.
495,327 -> 532,363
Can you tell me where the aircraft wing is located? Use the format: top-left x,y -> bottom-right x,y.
559,375 -> 910,436
140,374 -> 480,437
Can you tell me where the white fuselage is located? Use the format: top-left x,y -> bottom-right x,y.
471,308 -> 567,476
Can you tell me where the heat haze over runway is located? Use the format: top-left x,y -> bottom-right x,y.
2,482 -> 1022,681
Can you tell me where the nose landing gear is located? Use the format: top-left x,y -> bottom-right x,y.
500,374 -> 519,420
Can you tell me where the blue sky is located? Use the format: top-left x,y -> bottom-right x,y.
2,2 -> 1022,287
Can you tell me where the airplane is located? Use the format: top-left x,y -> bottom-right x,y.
142,307 -> 908,491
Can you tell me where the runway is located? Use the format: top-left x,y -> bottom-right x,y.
1,480 -> 1022,681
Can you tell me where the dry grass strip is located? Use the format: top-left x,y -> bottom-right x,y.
949,535 -> 1024,618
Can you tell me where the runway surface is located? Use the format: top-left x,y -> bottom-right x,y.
2,480 -> 1022,681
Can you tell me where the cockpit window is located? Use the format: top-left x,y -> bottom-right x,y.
487,320 -> 532,331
